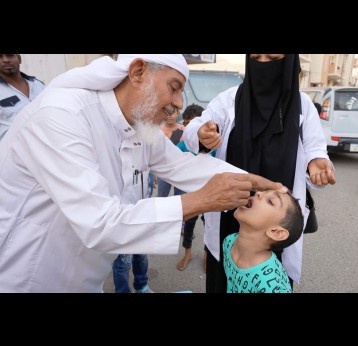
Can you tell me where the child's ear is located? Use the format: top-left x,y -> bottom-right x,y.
266,227 -> 289,242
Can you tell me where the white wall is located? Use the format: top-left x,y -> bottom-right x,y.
20,54 -> 105,85
21,54 -> 68,85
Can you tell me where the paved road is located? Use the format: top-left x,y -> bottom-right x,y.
104,153 -> 358,293
294,152 -> 358,293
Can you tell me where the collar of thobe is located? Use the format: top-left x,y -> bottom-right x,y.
98,90 -> 134,138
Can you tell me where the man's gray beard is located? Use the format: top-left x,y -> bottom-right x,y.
134,120 -> 161,145
132,79 -> 161,145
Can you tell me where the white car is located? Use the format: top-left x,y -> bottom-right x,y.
301,86 -> 358,153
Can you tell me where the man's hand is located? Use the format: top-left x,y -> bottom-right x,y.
247,173 -> 288,194
308,158 -> 336,186
181,173 -> 253,220
198,120 -> 222,150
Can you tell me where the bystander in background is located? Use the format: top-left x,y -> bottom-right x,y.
0,54 -> 45,141
176,104 -> 213,272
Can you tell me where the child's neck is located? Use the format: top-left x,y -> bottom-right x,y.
163,122 -> 177,130
231,231 -> 271,269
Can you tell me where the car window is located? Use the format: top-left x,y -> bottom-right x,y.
334,90 -> 358,111
188,72 -> 243,103
178,71 -> 244,124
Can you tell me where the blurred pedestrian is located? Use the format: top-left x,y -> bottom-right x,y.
0,54 -> 45,141
156,108 -> 185,198
112,254 -> 153,293
176,104 -> 211,272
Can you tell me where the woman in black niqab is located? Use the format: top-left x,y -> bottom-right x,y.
215,54 -> 302,292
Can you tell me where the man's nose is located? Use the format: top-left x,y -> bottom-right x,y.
173,93 -> 183,111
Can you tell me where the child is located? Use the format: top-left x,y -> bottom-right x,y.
156,109 -> 185,198
176,104 -> 212,272
223,190 -> 303,293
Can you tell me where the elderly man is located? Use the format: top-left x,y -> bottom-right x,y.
0,55 -> 286,292
0,54 -> 45,141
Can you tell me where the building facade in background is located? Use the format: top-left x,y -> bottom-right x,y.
299,54 -> 357,88
20,54 -> 358,88
189,54 -> 358,88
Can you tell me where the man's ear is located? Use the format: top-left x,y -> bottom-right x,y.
266,227 -> 289,242
128,58 -> 147,87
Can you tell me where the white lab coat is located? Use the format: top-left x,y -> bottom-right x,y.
184,86 -> 330,283
0,88 -> 245,292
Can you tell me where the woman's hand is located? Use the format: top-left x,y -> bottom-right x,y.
197,120 -> 222,150
308,158 -> 336,185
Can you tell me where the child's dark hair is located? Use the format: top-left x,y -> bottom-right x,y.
271,192 -> 304,252
182,104 -> 204,119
